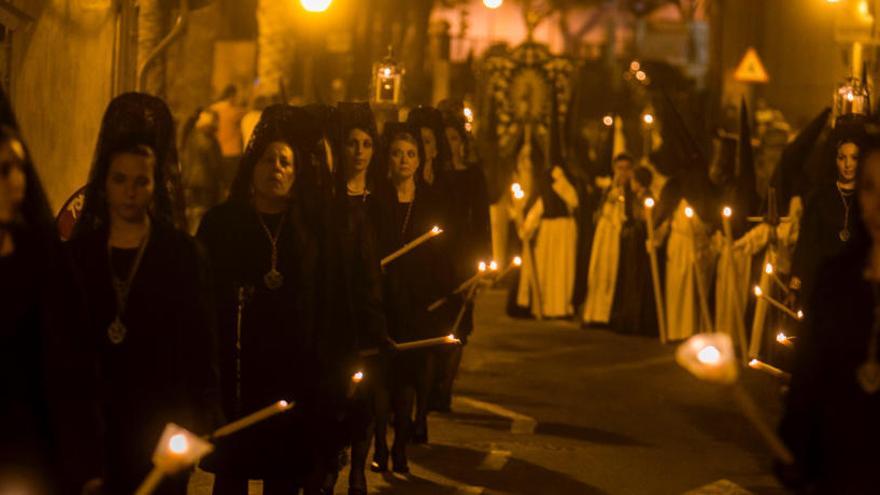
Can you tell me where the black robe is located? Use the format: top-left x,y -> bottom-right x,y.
197,200 -> 325,479
791,184 -> 859,305
1,226 -> 102,495
779,248 -> 880,493
66,222 -> 220,495
435,167 -> 491,340
377,183 -> 455,346
610,191 -> 658,337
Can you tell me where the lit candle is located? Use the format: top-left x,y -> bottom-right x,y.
749,359 -> 792,381
685,205 -> 712,332
381,226 -> 443,268
427,260 -> 490,311
776,332 -> 795,348
394,334 -> 461,352
643,197 -> 667,343
347,370 -> 365,398
211,400 -> 295,439
753,286 -> 800,321
722,206 -> 733,243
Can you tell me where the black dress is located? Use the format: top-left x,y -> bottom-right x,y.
67,222 -> 220,495
1,227 -> 102,495
435,166 -> 491,340
197,200 -> 324,481
791,184 -> 858,306
610,191 -> 658,337
779,247 -> 880,493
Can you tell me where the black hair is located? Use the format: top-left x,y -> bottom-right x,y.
228,104 -> 317,206
71,93 -> 179,240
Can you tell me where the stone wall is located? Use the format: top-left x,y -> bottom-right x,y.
11,0 -> 116,211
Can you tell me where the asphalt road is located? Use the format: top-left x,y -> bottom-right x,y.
191,288 -> 789,495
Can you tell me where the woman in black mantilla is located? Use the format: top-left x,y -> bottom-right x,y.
66,93 -> 220,495
407,105 -> 452,190
371,122 -> 454,474
778,136 -> 880,494
330,102 -> 393,495
197,104 -> 329,494
430,105 -> 492,415
609,166 -> 658,337
0,88 -> 102,495
789,129 -> 864,309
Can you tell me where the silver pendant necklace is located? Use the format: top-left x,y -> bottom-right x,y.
258,212 -> 286,290
107,225 -> 151,345
838,183 -> 855,242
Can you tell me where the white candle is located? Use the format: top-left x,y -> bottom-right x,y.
211,400 -> 295,439
381,226 -> 443,268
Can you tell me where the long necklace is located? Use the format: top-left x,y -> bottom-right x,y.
106,224 -> 151,345
257,212 -> 286,290
399,196 -> 414,237
857,283 -> 880,394
838,183 -> 855,242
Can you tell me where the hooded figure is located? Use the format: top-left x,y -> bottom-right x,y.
0,85 -> 102,495
66,93 -> 220,495
197,104 -> 334,494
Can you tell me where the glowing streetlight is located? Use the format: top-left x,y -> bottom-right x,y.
483,0 -> 503,8
300,0 -> 332,12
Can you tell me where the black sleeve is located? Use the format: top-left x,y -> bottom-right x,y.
778,259 -> 831,488
177,236 -> 223,434
42,247 -> 105,492
790,194 -> 819,287
355,213 -> 390,349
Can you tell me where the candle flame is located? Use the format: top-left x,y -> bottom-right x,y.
696,345 -> 721,365
797,310 -> 804,320
489,261 -> 498,271
630,60 -> 641,71
749,358 -> 759,368
446,334 -> 456,342
644,197 -> 655,209
602,115 -> 614,127
722,206 -> 732,218
776,332 -> 788,344
278,400 -> 289,408
514,189 -> 525,200
636,70 -> 647,82
169,433 -> 189,454
754,285 -> 763,297
684,206 -> 694,218
765,263 -> 774,275
513,256 -> 522,266
643,113 -> 654,125
352,371 -> 364,383
431,226 -> 442,234
383,67 -> 392,77
511,182 -> 522,193
478,261 -> 487,272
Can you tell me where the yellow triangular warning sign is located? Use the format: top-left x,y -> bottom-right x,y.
734,47 -> 769,84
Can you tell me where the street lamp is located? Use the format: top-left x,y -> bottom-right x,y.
484,0 -> 503,8
300,0 -> 332,12
372,46 -> 404,105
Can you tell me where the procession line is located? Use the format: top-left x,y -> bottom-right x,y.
454,396 -> 538,434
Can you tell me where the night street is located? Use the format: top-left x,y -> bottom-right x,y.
191,288 -> 786,495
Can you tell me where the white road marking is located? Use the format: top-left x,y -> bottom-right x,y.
454,396 -> 538,434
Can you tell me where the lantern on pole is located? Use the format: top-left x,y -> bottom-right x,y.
833,76 -> 870,121
372,46 -> 404,105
